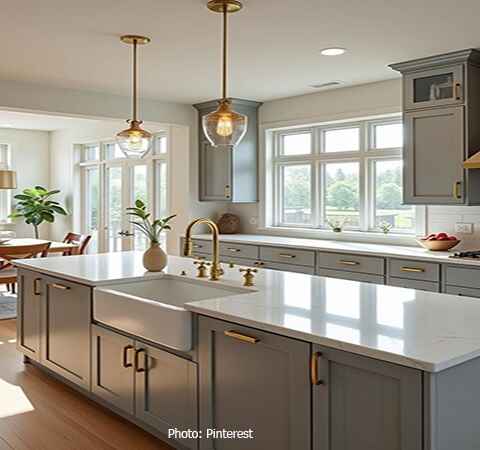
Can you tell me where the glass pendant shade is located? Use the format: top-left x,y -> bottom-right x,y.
203,99 -> 248,148
116,119 -> 153,158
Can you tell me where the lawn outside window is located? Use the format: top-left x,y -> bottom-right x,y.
266,115 -> 423,236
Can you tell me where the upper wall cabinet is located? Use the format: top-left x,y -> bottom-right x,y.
390,49 -> 480,205
193,99 -> 262,203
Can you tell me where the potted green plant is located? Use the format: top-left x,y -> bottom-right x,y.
126,199 -> 176,272
9,186 -> 68,238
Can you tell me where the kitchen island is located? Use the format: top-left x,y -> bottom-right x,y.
14,251 -> 480,450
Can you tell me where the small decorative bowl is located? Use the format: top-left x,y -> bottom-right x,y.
417,239 -> 460,252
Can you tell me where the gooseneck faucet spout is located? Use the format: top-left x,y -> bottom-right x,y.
183,218 -> 223,281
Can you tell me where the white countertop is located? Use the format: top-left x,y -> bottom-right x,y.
192,233 -> 480,266
14,252 -> 480,372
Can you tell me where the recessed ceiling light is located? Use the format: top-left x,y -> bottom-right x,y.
320,47 -> 346,56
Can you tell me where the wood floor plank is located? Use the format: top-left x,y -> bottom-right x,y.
0,320 -> 173,450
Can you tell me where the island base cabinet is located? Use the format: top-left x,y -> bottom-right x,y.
198,316 -> 311,450
17,270 -> 42,361
40,276 -> 91,389
135,342 -> 198,450
312,344 -> 423,450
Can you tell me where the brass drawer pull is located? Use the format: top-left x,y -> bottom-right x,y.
254,261 -> 265,267
311,352 -> 324,386
34,278 -> 42,296
193,244 -> 203,249
51,283 -> 70,291
134,348 -> 146,373
278,253 -> 296,259
224,330 -> 259,344
453,181 -> 462,199
227,248 -> 241,252
122,345 -> 134,368
400,267 -> 425,273
339,260 -> 359,266
454,82 -> 462,100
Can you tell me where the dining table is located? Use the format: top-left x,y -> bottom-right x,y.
0,238 -> 79,254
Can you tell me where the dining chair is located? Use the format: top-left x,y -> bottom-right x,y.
62,232 -> 92,255
0,242 -> 51,293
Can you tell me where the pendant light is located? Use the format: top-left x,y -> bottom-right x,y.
203,0 -> 247,148
116,35 -> 153,158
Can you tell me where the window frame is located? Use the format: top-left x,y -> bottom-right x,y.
0,143 -> 12,223
265,115 -> 425,237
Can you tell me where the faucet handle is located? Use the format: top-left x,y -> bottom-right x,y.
239,268 -> 258,287
194,260 -> 210,278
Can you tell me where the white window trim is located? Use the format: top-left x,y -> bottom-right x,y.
259,115 -> 426,246
0,143 -> 12,224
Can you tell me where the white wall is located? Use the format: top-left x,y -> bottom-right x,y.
0,128 -> 50,239
226,79 -> 480,249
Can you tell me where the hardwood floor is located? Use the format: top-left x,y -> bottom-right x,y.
0,319 -> 173,450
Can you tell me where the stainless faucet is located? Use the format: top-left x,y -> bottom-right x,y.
183,218 -> 223,281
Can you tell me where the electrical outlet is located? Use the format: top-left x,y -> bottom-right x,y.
455,223 -> 474,234
249,217 -> 258,225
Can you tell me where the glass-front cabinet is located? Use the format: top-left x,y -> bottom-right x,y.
404,65 -> 463,110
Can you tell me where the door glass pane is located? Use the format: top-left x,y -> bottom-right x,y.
374,159 -> 415,232
85,167 -> 99,253
84,144 -> 99,161
413,73 -> 454,103
155,161 -> 168,248
324,127 -> 359,152
281,164 -> 311,225
154,135 -> 167,154
132,165 -> 148,251
373,123 -> 403,149
325,162 -> 360,228
105,143 -> 124,160
106,166 -> 123,252
281,133 -> 311,156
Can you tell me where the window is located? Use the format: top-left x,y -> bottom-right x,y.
0,144 -> 12,223
267,117 -> 420,234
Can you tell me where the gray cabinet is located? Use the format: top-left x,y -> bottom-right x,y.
91,325 -> 135,414
390,49 -> 480,205
17,269 -> 42,361
193,99 -> 262,203
41,276 -> 91,389
136,342 -> 198,450
312,344 -> 423,450
198,316 -> 310,450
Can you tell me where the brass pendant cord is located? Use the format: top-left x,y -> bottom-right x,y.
222,5 -> 228,100
132,38 -> 138,122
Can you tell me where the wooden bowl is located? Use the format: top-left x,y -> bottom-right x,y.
417,239 -> 460,251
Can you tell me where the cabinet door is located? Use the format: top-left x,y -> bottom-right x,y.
312,345 -> 422,450
135,343 -> 198,450
198,316 -> 311,450
200,141 -> 232,201
91,325 -> 135,414
41,277 -> 91,389
404,106 -> 464,204
404,65 -> 463,110
17,270 -> 42,361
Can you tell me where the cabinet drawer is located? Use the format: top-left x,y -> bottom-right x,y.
389,276 -> 440,292
444,265 -> 480,289
220,242 -> 259,259
389,259 -> 440,282
444,285 -> 480,298
219,255 -> 256,268
317,252 -> 385,275
191,239 -> 212,254
316,268 -> 385,285
260,246 -> 315,267
255,260 -> 314,274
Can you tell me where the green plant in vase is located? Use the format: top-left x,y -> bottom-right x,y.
126,199 -> 176,271
9,186 -> 68,238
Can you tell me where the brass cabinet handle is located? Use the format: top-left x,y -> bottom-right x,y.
311,352 -> 324,386
134,348 -> 146,373
278,253 -> 296,259
224,330 -> 259,344
400,267 -> 425,273
51,283 -> 70,291
453,181 -> 462,199
454,82 -> 462,100
122,345 -> 134,368
339,260 -> 360,266
34,278 -> 42,296
193,244 -> 203,249
254,261 -> 265,267
227,248 -> 241,253
224,185 -> 231,199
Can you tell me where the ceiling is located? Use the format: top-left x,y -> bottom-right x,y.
2,0 -> 480,104
0,111 -> 102,131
